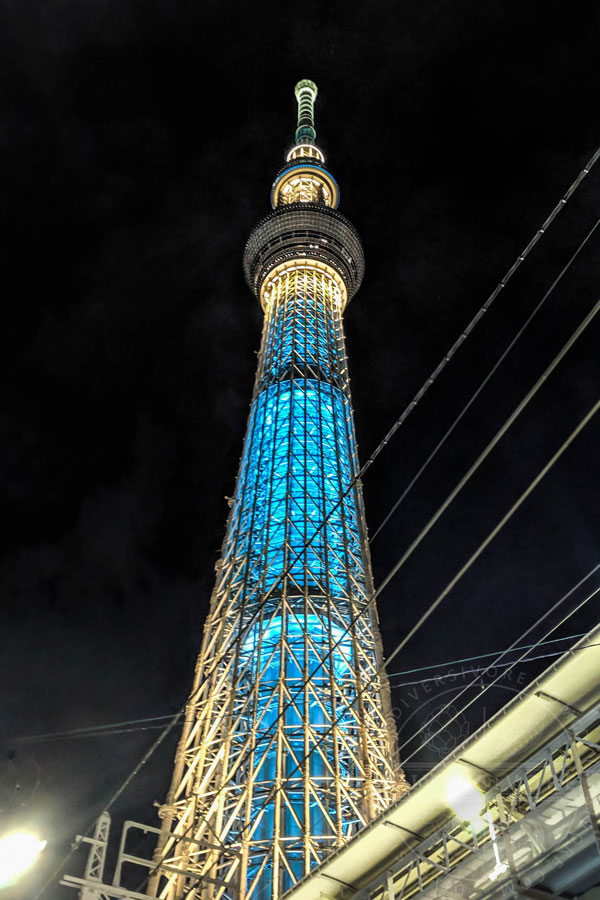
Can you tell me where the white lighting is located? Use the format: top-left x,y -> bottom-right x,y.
446,778 -> 510,883
446,775 -> 483,821
0,832 -> 47,886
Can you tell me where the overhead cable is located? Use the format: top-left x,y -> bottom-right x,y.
142,210 -> 600,892
10,635 -> 584,748
386,631 -> 584,677
148,293 -> 600,874
375,395 -> 600,676
10,714 -> 175,746
397,574 -> 600,766
389,647 -> 587,689
371,216 -> 600,541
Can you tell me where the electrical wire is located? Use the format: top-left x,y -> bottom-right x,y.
8,635 -> 584,747
22,724 -> 170,743
374,396 -> 600,677
373,295 -> 600,604
237,562 -> 600,849
144,297 -> 600,890
9,714 -> 176,746
143,187 -> 600,895
391,568 -> 599,754
396,576 -> 600,767
37,382 -> 600,897
386,631 -> 584,677
371,216 -> 600,541
110,568 -> 600,897
389,647 -> 590,689
140,153 -> 600,894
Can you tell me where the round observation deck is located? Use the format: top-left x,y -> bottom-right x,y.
270,157 -> 340,209
243,204 -> 364,309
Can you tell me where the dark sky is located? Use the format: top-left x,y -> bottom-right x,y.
2,1 -> 600,897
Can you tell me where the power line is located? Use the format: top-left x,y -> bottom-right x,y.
6,634 -> 583,750
9,635 -> 585,748
147,297 -> 600,890
387,631 -> 585,677
389,646 -> 587,689
32,707 -> 185,900
143,569 -> 599,895
397,575 -> 600,765
140,156 -> 600,893
371,216 -> 600,541
375,395 -> 600,677
210,571 -> 600,869
20,724 -> 170,744
249,565 -> 600,838
391,573 -> 599,756
9,714 -> 176,746
373,295 -> 600,604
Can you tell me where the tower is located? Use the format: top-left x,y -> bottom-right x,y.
151,80 -> 407,900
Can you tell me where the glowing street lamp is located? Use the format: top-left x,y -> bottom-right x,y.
446,775 -> 484,821
446,775 -> 508,882
0,832 -> 47,887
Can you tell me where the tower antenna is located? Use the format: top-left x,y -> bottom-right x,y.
294,78 -> 318,144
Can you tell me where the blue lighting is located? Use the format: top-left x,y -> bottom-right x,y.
233,380 -> 364,597
241,614 -> 355,894
220,282 -> 371,899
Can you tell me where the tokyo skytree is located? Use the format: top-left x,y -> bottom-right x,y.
150,79 -> 407,900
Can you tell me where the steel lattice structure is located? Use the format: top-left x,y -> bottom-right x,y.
151,80 -> 408,900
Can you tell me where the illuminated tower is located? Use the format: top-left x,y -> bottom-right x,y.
151,80 -> 407,900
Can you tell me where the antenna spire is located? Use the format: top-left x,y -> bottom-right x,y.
294,79 -> 318,144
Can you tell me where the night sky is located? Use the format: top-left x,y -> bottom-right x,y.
2,2 -> 600,898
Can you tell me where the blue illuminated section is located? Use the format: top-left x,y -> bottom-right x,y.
226,287 -> 365,605
239,380 -> 363,596
241,614 -> 356,895
221,272 -> 371,899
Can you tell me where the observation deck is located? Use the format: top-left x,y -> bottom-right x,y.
243,203 -> 365,309
243,79 -> 364,311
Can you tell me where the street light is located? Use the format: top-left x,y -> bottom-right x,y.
446,775 -> 508,882
446,775 -> 484,821
0,832 -> 47,888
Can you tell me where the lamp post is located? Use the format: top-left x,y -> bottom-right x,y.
446,776 -> 509,882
